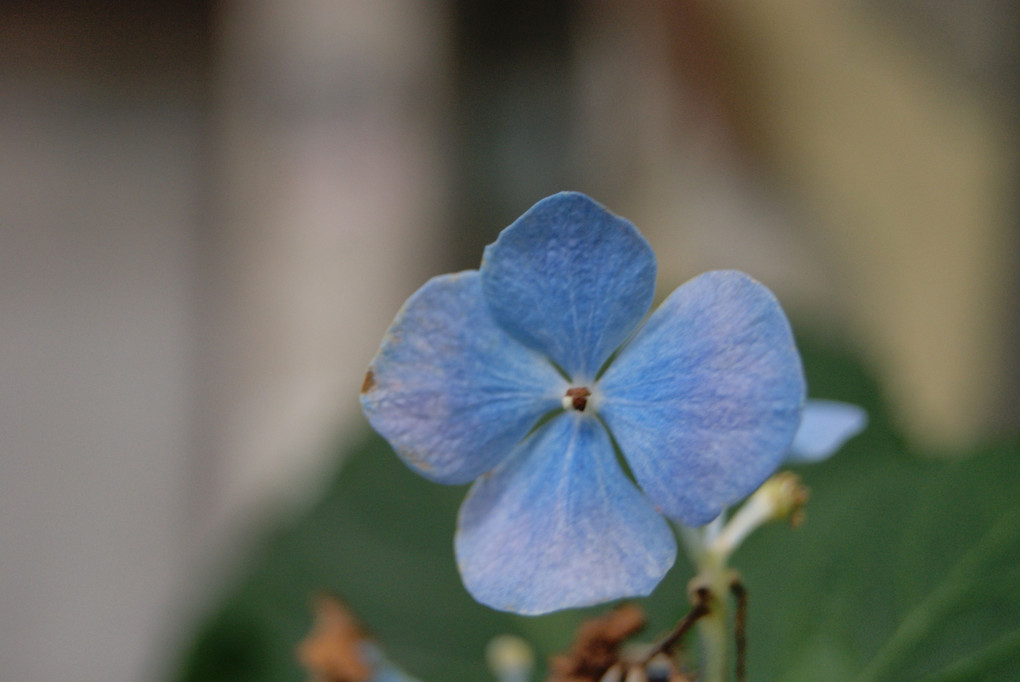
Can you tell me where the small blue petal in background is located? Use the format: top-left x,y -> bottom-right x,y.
480,192 -> 657,380
455,414 -> 676,614
363,644 -> 424,682
787,399 -> 868,463
361,271 -> 565,484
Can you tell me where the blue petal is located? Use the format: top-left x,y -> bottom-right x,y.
480,192 -> 656,380
361,271 -> 565,484
599,271 -> 806,526
362,643 -> 423,682
455,413 -> 677,615
371,663 -> 421,682
787,400 -> 867,463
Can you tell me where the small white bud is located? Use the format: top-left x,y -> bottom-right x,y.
486,634 -> 534,682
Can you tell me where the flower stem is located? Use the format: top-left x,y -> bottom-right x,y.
700,604 -> 729,682
732,579 -> 748,682
675,473 -> 809,680
694,557 -> 733,682
643,586 -> 710,663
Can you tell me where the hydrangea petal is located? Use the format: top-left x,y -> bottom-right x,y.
599,271 -> 806,526
455,413 -> 677,615
480,192 -> 656,379
362,643 -> 422,682
361,271 -> 565,484
787,399 -> 868,463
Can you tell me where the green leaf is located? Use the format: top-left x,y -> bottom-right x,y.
172,336 -> 1020,681
730,335 -> 1020,681
736,437 -> 1020,682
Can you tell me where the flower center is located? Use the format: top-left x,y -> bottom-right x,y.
563,387 -> 591,412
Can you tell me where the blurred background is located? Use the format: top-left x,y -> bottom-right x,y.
1,1 -> 1017,680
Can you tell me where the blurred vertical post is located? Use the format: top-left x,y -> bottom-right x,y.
0,4 -> 211,680
198,0 -> 450,555
709,0 -> 1015,449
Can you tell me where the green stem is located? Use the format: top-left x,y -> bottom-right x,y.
676,473 -> 807,681
700,603 -> 729,682
696,554 -> 733,682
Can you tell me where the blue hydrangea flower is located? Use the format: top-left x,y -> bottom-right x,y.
361,192 -> 806,614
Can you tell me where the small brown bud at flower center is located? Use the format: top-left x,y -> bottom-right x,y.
565,387 -> 591,411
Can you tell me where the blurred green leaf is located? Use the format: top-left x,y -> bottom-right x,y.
173,335 -> 1020,681
737,431 -> 1019,682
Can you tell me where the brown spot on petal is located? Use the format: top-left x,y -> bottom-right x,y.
361,370 -> 375,394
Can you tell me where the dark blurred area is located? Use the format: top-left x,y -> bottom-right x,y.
1,1 -> 1016,680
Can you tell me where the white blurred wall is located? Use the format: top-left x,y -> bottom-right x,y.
197,0 -> 449,566
0,2 -> 449,680
0,47 -> 201,682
